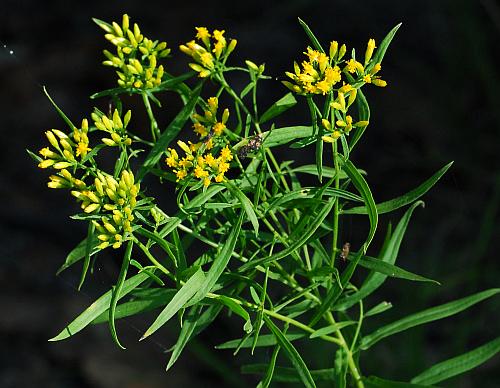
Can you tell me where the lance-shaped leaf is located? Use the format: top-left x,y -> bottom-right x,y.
411,336 -> 500,385
263,315 -> 316,388
366,23 -> 402,73
137,84 -> 201,180
361,288 -> 500,349
140,268 -> 205,340
259,93 -> 297,124
225,181 -> 259,236
343,162 -> 453,215
49,271 -> 151,341
364,376 -> 436,387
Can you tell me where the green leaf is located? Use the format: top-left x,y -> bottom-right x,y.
49,271 -> 150,341
343,162 -> 453,215
189,213 -> 244,304
140,268 -> 206,340
309,321 -> 356,338
225,181 -> 259,236
290,164 -> 349,179
166,305 -> 202,371
411,336 -> 500,385
259,126 -> 314,148
355,255 -> 440,284
361,288 -> 500,350
216,332 -> 306,349
340,157 -> 378,251
108,240 -> 133,349
257,345 -> 281,388
364,376 -> 435,388
364,302 -> 393,318
137,84 -> 201,180
77,222 -> 96,290
366,23 -> 402,73
297,18 -> 325,53
183,184 -> 226,212
56,235 -> 99,275
43,86 -> 76,130
263,316 -> 316,388
91,289 -> 176,324
349,85 -> 370,150
240,198 -> 335,270
336,201 -> 424,311
215,295 -> 253,333
259,93 -> 297,124
243,364 -> 335,383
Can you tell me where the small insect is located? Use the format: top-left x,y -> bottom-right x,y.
238,133 -> 263,158
339,242 -> 350,261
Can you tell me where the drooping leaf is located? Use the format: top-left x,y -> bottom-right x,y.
361,288 -> 500,349
49,271 -> 151,341
263,316 -> 316,388
343,162 -> 453,215
411,336 -> 500,385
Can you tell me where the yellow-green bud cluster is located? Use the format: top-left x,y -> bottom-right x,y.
95,14 -> 170,89
38,118 -> 92,174
91,109 -> 132,147
85,170 -> 140,249
180,27 -> 237,78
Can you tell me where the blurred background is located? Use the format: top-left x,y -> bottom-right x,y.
1,0 -> 499,386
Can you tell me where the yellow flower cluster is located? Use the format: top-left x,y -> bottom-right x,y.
322,85 -> 369,143
191,97 -> 229,148
283,44 -> 344,95
95,14 -> 170,89
91,109 -> 132,147
38,118 -> 91,172
180,27 -> 237,78
167,142 -> 233,188
78,170 -> 140,249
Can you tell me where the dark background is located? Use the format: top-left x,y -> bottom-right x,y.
1,0 -> 499,387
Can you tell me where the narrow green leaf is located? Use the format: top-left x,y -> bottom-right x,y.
137,84 -> 201,180
364,376 -> 435,388
225,181 -> 259,236
108,240 -> 133,349
349,85 -> 370,150
92,289 -> 175,324
243,364 -> 335,383
56,235 -> 99,275
259,93 -> 297,124
336,201 -> 424,311
189,213 -> 243,304
49,271 -> 150,341
340,157 -> 378,251
166,305 -> 202,371
263,316 -> 316,388
355,255 -> 440,284
43,86 -> 76,130
364,302 -> 393,318
235,126 -> 313,149
240,198 -> 335,270
290,164 -> 349,179
258,344 -> 281,388
77,222 -> 96,290
411,336 -> 500,385
310,321 -> 356,338
343,162 -> 453,215
215,295 -> 253,333
141,268 -> 205,340
361,288 -> 500,350
297,18 -> 325,53
366,23 -> 402,73
183,184 -> 226,211
216,333 -> 306,350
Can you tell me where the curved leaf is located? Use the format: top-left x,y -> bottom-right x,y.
343,162 -> 453,215
411,336 -> 500,385
260,93 -> 297,124
361,288 -> 500,349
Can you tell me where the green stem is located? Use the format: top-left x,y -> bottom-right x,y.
141,92 -> 160,141
331,141 -> 340,269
